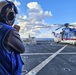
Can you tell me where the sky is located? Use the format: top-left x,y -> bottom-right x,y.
1,0 -> 76,38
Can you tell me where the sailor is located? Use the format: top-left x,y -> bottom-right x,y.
0,0 -> 25,75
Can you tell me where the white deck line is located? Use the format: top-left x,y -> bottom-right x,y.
26,45 -> 67,75
21,52 -> 76,55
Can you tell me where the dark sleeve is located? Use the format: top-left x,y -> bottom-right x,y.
5,30 -> 25,53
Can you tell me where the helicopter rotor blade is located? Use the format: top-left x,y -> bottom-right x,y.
55,26 -> 63,31
69,24 -> 76,27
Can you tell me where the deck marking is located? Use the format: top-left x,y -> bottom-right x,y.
26,45 -> 67,75
21,52 -> 76,55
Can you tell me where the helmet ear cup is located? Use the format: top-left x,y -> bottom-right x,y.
7,12 -> 15,21
0,13 -> 4,20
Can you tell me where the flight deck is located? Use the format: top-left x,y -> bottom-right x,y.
21,41 -> 76,75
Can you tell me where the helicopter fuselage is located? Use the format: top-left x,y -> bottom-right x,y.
53,27 -> 76,45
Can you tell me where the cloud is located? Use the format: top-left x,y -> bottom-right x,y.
70,22 -> 76,25
27,2 -> 52,20
13,0 -> 20,6
27,2 -> 41,10
16,2 -> 52,38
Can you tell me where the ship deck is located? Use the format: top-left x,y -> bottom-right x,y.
21,41 -> 76,75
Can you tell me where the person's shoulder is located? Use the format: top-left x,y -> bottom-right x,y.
10,29 -> 20,37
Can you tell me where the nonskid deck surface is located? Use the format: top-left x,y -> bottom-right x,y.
21,41 -> 76,75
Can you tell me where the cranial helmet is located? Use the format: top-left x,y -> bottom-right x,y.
64,23 -> 69,27
0,1 -> 18,25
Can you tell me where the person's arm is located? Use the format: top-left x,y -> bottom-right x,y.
5,30 -> 25,53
